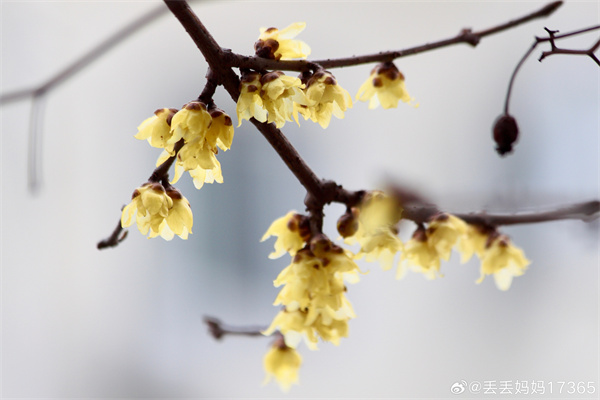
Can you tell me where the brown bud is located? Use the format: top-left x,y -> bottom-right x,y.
493,114 -> 519,156
337,209 -> 359,238
310,234 -> 332,257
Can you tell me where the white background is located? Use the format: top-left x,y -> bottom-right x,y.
1,0 -> 598,398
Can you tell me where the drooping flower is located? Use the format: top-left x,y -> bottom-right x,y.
121,183 -> 193,240
457,224 -> 491,263
426,213 -> 468,261
260,71 -> 306,128
207,108 -> 234,151
356,62 -> 417,109
236,71 -> 267,126
167,101 -> 212,152
255,22 -> 311,60
263,340 -> 302,392
477,235 -> 530,290
295,70 -> 353,129
263,235 -> 359,350
261,211 -> 310,259
398,228 -> 441,279
134,108 -> 178,148
343,191 -> 404,270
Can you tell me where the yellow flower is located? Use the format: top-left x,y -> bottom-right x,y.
344,191 -> 403,270
134,108 -> 178,148
167,101 -> 212,151
121,183 -> 193,240
398,231 -> 441,279
263,343 -> 302,392
477,235 -> 530,290
260,71 -> 306,128
255,22 -> 311,60
207,108 -> 234,151
295,70 -> 353,129
426,214 -> 468,261
236,71 -> 267,126
264,238 -> 358,349
457,224 -> 490,263
356,62 -> 417,109
261,211 -> 310,259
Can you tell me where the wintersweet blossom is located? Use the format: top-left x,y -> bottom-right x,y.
398,230 -> 441,279
264,236 -> 359,349
167,101 -> 212,152
356,62 -> 417,109
477,235 -> 530,290
344,191 -> 403,270
207,108 -> 234,151
263,343 -> 302,392
121,183 -> 193,240
261,211 -> 310,259
255,22 -> 311,60
260,71 -> 306,128
426,214 -> 468,261
134,108 -> 178,148
236,71 -> 267,126
295,71 -> 353,129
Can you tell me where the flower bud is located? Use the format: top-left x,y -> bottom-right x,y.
493,114 -> 519,156
337,209 -> 359,238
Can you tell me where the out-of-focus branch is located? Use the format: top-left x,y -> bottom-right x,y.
229,1 -> 563,72
204,316 -> 266,340
0,4 -> 169,105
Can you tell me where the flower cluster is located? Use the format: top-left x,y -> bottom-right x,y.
261,212 -> 360,389
356,62 -> 417,109
237,69 -> 352,129
121,182 -> 193,240
137,101 -> 234,190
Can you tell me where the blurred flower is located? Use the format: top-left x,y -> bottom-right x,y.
344,191 -> 403,270
295,70 -> 352,128
121,183 -> 192,240
261,211 -> 310,259
457,224 -> 490,263
263,342 -> 302,392
255,22 -> 311,60
134,108 -> 178,148
426,214 -> 468,261
398,230 -> 441,279
478,235 -> 530,290
356,62 -> 417,109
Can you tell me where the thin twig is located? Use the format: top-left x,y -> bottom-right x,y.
229,1 -> 563,72
0,4 -> 169,105
204,316 -> 266,340
97,217 -> 128,249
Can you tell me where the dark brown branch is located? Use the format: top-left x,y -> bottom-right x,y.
164,0 -> 325,201
97,217 -> 128,249
228,1 -> 563,72
204,316 -> 266,340
539,28 -> 600,66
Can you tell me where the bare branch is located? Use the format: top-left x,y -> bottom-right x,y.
97,217 -> 128,250
230,1 -> 563,72
204,316 -> 266,340
0,4 -> 169,105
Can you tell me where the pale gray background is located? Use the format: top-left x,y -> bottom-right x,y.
1,0 -> 598,398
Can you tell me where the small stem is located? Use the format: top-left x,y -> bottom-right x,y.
204,316 -> 267,340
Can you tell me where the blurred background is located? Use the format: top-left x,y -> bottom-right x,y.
1,1 -> 598,398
